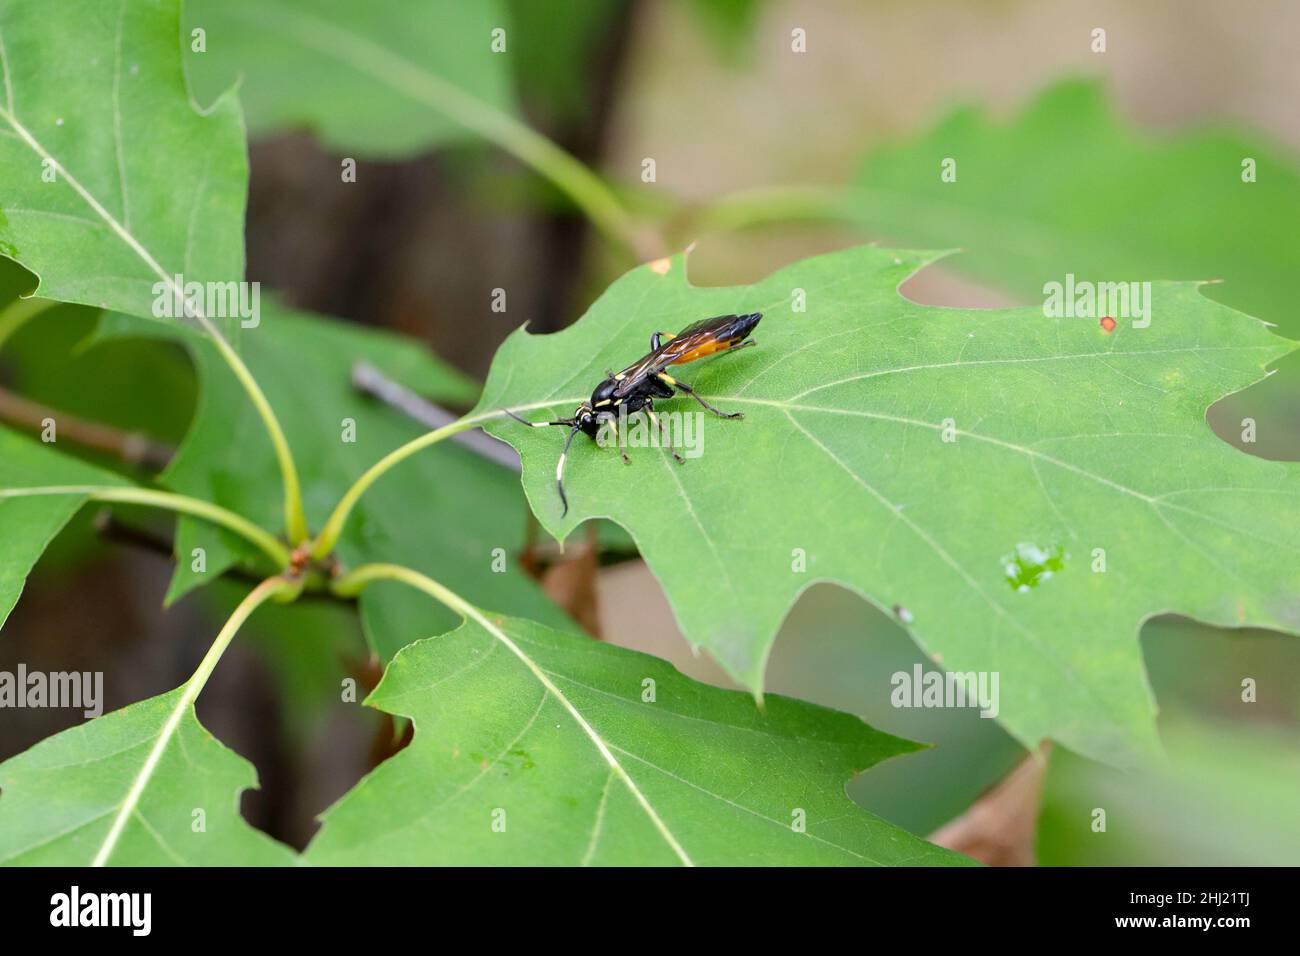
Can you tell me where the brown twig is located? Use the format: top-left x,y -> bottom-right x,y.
536,521 -> 603,638
91,509 -> 338,606
351,361 -> 519,470
929,742 -> 1053,866
0,386 -> 174,471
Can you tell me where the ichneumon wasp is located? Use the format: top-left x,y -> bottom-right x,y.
505,312 -> 762,516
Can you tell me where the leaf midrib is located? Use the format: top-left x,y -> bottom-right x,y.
460,610 -> 698,866
0,20 -> 227,334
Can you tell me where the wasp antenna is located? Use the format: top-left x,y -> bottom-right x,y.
556,424 -> 580,517
501,407 -> 546,426
502,408 -> 574,428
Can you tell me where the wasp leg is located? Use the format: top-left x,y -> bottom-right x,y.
650,330 -> 676,351
644,404 -> 685,464
603,414 -> 632,464
658,373 -> 744,419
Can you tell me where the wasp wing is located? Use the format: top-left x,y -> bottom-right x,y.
611,313 -> 761,397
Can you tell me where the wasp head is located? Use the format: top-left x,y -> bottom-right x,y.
572,402 -> 601,437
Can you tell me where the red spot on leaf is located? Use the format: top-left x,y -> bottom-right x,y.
1100,316 -> 1117,333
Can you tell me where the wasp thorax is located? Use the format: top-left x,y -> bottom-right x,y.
590,378 -> 619,406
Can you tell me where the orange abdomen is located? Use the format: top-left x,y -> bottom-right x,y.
670,337 -> 740,364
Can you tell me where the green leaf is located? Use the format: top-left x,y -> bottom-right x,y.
0,427 -> 128,630
185,0 -> 516,158
0,0 -> 246,319
204,578 -> 373,750
2,301 -> 196,447
475,244 -> 1300,767
680,0 -> 766,57
503,0 -> 625,126
182,0 -> 632,245
854,79 -> 1300,336
0,686 -> 295,865
99,304 -> 571,650
305,611 -> 964,866
1037,718 -> 1300,866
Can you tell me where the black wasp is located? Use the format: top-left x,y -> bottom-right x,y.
506,312 -> 762,515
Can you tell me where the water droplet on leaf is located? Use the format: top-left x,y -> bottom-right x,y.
1002,542 -> 1066,591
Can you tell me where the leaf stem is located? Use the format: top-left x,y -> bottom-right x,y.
462,101 -> 645,256
311,400 -> 577,560
0,106 -> 310,545
0,485 -> 290,569
205,331 -> 310,545
91,575 -> 300,866
0,295 -> 57,352
351,362 -> 521,469
224,5 -> 644,255
332,561 -> 458,606
311,414 -> 482,559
